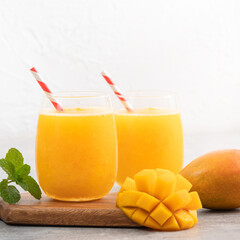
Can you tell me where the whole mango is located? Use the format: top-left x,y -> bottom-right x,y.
180,149 -> 240,209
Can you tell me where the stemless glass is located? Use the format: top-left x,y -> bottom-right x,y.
114,91 -> 183,185
36,92 -> 117,201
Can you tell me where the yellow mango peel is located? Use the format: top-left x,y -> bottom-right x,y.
116,169 -> 202,231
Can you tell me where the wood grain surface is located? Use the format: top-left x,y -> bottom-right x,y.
0,192 -> 139,227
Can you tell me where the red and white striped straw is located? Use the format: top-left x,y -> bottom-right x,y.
30,67 -> 63,111
101,71 -> 134,112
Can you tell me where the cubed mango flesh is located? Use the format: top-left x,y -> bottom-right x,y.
184,192 -> 202,210
161,216 -> 180,231
163,190 -> 191,212
117,190 -> 142,207
154,172 -> 176,200
189,210 -> 198,224
134,169 -> 157,195
145,216 -> 161,230
116,168 -> 202,231
174,174 -> 192,192
118,177 -> 136,196
121,207 -> 136,218
174,210 -> 195,229
136,192 -> 160,212
150,203 -> 172,225
132,209 -> 149,225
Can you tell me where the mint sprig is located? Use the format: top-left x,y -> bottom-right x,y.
0,148 -> 42,204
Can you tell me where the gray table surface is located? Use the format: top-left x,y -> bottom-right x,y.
0,131 -> 240,239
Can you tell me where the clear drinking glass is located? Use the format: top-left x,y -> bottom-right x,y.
36,92 -> 117,201
114,91 -> 183,185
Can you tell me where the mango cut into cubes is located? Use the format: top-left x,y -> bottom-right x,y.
118,177 -> 136,196
154,172 -> 176,200
134,169 -> 157,195
163,190 -> 191,212
116,168 -> 202,231
174,174 -> 192,192
174,210 -> 195,229
136,193 -> 160,212
184,192 -> 202,210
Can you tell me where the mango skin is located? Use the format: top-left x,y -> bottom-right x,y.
180,149 -> 240,210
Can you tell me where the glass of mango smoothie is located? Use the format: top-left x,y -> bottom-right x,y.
36,92 -> 117,201
114,91 -> 183,185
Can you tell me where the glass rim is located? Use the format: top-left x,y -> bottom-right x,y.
46,91 -> 110,99
123,90 -> 178,98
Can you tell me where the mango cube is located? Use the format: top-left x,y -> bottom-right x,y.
161,216 -> 180,231
145,216 -> 161,230
154,172 -> 176,200
163,190 -> 191,212
117,190 -> 141,207
116,168 -> 202,231
118,177 -> 136,195
174,210 -> 195,229
134,169 -> 157,195
150,203 -> 172,225
136,192 -> 160,212
184,192 -> 202,210
132,209 -> 149,225
189,210 -> 198,224
174,174 -> 192,192
121,207 -> 136,218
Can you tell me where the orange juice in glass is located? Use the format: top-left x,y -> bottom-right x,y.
36,92 -> 117,201
114,91 -> 183,185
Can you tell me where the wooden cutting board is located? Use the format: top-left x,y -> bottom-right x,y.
0,192 -> 139,227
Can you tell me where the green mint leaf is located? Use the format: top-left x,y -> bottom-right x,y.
17,181 -> 28,191
0,159 -> 15,179
0,179 -> 20,204
5,148 -> 24,171
24,176 -> 42,200
16,164 -> 31,180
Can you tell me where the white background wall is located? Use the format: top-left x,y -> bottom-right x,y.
0,1 -> 240,174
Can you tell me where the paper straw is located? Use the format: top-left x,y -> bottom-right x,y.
101,71 -> 134,112
30,67 -> 63,111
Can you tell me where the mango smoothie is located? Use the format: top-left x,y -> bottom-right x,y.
115,108 -> 183,185
36,107 -> 117,201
